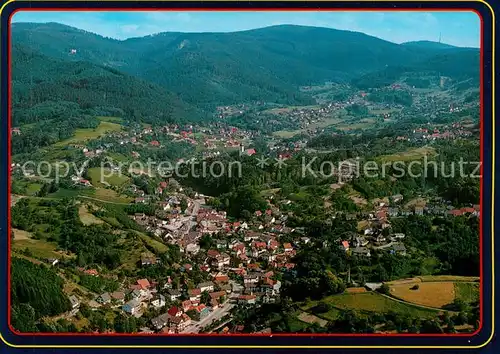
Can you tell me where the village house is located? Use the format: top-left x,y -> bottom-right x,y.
414,206 -> 424,216
111,292 -> 126,304
283,243 -> 293,252
151,313 -> 170,330
213,253 -> 230,269
391,194 -> 404,203
168,306 -> 183,317
187,304 -> 210,321
391,243 -> 407,256
197,281 -> 215,293
168,313 -> 191,332
141,253 -> 157,266
391,233 -> 406,241
69,295 -> 80,309
243,274 -> 260,285
216,240 -> 228,249
123,299 -> 142,316
167,289 -> 182,301
96,292 -> 111,305
238,294 -> 257,305
188,288 -> 202,302
351,247 -> 371,257
151,294 -> 166,309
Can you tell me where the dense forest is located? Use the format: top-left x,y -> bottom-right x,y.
11,258 -> 71,332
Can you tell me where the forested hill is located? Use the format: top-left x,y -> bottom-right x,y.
12,23 -> 480,109
12,43 -> 203,127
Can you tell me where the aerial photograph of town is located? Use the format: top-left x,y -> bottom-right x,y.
9,10 -> 480,334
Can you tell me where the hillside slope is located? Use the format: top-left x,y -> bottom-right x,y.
12,43 -> 202,126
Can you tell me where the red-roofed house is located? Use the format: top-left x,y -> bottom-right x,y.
460,207 -> 475,214
214,274 -> 229,283
83,269 -> 99,276
168,306 -> 183,317
246,149 -> 256,156
137,279 -> 151,290
183,264 -> 193,271
207,249 -> 220,258
283,243 -> 293,252
341,241 -> 350,252
255,210 -> 262,217
188,288 -> 202,301
181,300 -> 192,312
150,140 -> 160,147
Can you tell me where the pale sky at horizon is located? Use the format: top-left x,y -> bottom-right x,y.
11,11 -> 480,48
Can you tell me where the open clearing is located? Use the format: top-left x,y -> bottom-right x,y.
55,121 -> 122,146
297,312 -> 328,327
273,129 -> 303,138
350,195 -> 368,206
88,167 -> 129,187
12,238 -> 72,260
389,281 -> 455,308
346,287 -> 367,293
405,197 -> 428,209
12,228 -> 32,240
85,189 -> 133,204
78,205 -> 104,225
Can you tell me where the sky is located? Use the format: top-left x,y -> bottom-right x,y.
11,11 -> 480,48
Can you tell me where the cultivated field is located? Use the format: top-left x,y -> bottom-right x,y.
389,281 -> 455,308
386,276 -> 480,308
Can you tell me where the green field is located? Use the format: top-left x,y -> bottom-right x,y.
138,232 -> 169,253
97,116 -> 124,123
454,282 -> 480,303
12,238 -> 69,260
108,152 -> 130,163
88,167 -> 129,187
48,187 -> 132,204
55,121 -> 122,146
378,146 -> 437,162
303,292 -> 440,321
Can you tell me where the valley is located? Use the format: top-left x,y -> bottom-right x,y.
9,22 -> 480,335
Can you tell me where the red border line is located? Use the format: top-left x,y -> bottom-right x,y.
6,7 -> 485,338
